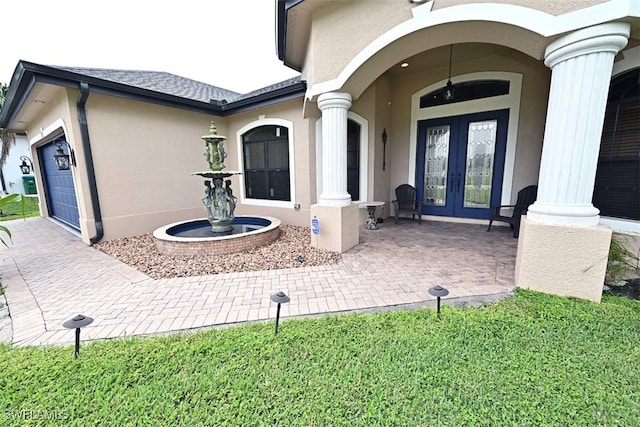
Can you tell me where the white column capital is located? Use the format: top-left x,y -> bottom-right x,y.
544,22 -> 630,69
318,92 -> 352,111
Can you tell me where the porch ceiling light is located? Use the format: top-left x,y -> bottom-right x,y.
443,44 -> 455,102
19,156 -> 33,175
53,140 -> 76,170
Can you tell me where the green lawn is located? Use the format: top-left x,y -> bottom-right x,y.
0,195 -> 40,221
1,290 -> 638,426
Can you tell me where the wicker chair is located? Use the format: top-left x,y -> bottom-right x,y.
487,185 -> 538,238
392,184 -> 423,225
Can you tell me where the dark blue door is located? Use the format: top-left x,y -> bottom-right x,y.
416,110 -> 508,219
38,142 -> 80,229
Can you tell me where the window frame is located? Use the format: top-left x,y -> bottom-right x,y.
236,118 -> 296,209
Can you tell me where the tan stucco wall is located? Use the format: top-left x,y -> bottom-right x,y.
303,0 -> 598,88
431,0 -> 608,15
515,217 -> 612,302
80,93 -> 221,241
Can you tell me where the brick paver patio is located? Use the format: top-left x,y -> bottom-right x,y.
0,216 -> 518,347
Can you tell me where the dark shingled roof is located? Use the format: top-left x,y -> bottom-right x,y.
48,65 -> 303,104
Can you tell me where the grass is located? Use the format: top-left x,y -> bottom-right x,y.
1,289 -> 639,426
0,195 -> 40,221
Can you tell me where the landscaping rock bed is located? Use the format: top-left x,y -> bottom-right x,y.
94,225 -> 342,279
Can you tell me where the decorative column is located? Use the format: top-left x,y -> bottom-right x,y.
317,92 -> 352,206
311,92 -> 359,253
515,22 -> 630,303
527,22 -> 630,226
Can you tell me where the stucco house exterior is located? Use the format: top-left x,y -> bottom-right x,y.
0,0 -> 638,302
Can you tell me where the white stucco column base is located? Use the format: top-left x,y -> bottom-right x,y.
310,203 -> 359,253
515,217 -> 612,303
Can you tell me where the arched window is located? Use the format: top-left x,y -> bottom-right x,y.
242,125 -> 290,201
593,68 -> 639,220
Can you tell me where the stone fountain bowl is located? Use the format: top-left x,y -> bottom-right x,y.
153,215 -> 281,257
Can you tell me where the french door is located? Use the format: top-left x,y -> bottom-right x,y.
416,110 -> 508,219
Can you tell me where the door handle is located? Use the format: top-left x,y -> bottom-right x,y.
457,173 -> 462,192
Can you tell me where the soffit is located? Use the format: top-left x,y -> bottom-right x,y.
7,83 -> 66,133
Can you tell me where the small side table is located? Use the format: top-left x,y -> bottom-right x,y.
358,201 -> 384,230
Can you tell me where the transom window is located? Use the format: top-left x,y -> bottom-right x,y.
593,68 -> 639,221
420,80 -> 510,108
242,126 -> 290,201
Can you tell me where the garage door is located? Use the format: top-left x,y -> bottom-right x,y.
38,141 -> 80,229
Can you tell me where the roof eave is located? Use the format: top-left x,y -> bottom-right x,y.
276,0 -> 306,71
1,61 -> 306,130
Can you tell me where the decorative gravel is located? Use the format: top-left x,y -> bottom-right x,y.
93,225 -> 342,279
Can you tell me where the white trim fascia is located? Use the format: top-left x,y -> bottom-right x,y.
409,71 -> 523,205
236,117 -> 296,209
306,0 -> 638,99
600,217 -> 640,235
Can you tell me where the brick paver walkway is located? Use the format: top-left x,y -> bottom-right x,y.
0,217 -> 517,347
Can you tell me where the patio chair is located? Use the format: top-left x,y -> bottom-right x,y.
392,184 -> 423,225
487,185 -> 538,238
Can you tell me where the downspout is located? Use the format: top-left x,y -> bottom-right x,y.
77,82 -> 104,245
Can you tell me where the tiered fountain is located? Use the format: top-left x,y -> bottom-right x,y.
153,122 -> 280,256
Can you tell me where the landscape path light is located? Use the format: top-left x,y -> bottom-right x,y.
270,291 -> 290,335
428,285 -> 449,320
62,314 -> 94,358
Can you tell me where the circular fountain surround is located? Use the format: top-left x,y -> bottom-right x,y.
153,215 -> 281,256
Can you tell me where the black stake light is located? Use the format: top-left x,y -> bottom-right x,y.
428,285 -> 449,320
270,291 -> 290,334
62,314 -> 94,358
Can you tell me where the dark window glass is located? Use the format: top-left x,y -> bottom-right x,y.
243,126 -> 290,201
420,80 -> 510,108
347,120 -> 360,200
593,68 -> 640,221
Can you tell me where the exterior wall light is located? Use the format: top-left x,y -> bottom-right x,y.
19,156 -> 33,175
63,314 -> 94,358
53,140 -> 76,170
270,291 -> 290,334
382,128 -> 388,170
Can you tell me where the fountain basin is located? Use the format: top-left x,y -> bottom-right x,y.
153,216 -> 281,256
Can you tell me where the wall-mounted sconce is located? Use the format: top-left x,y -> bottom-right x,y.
443,44 -> 455,102
19,156 -> 33,175
381,128 -> 388,171
53,140 -> 76,170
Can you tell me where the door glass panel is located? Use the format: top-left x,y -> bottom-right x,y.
464,120 -> 496,208
423,125 -> 450,206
